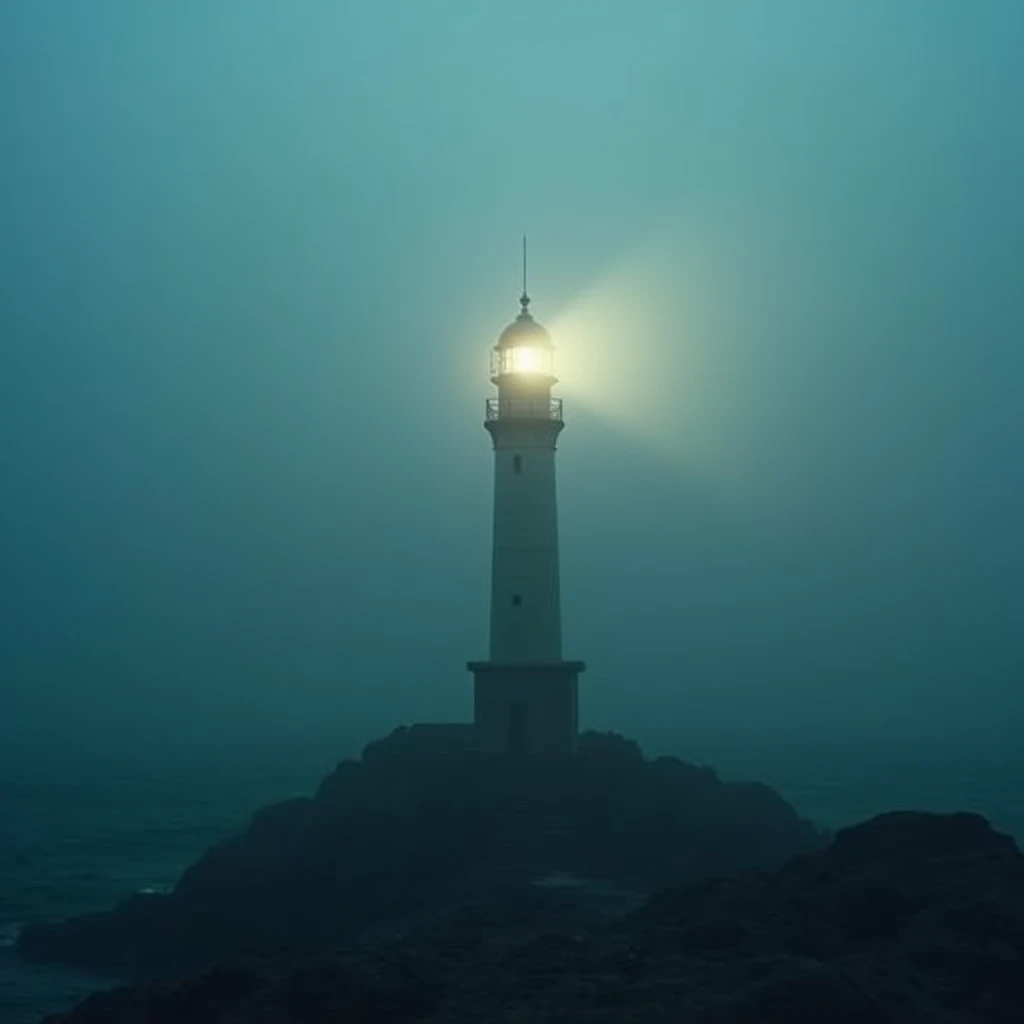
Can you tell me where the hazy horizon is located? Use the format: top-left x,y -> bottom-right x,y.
2,1 -> 1022,766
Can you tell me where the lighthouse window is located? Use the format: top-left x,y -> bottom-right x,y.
513,455 -> 522,475
512,594 -> 522,607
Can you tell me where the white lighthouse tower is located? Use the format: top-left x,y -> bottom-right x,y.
468,245 -> 585,756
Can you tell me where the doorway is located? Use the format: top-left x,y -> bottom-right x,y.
507,701 -> 528,756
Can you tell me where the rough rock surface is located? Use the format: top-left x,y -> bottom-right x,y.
41,811 -> 1024,1022
17,729 -> 822,973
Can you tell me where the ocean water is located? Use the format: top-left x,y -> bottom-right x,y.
0,742 -> 343,1024
2,739 -> 1022,1024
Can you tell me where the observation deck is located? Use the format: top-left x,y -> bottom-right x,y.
485,397 -> 563,422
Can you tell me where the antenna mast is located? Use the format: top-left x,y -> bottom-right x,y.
520,234 -> 530,312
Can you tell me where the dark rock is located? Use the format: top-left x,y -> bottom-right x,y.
691,956 -> 918,1024
157,965 -> 263,1016
40,810 -> 1024,1023
18,727 -> 821,974
941,898 -> 1024,948
828,810 -> 1016,862
43,955 -> 442,1024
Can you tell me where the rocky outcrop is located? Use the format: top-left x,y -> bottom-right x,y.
614,810 -> 1024,1021
41,811 -> 1024,1022
16,728 -> 822,973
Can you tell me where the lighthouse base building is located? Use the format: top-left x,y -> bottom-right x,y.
469,661 -> 584,756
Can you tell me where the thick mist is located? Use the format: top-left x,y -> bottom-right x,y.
2,1 -> 1021,767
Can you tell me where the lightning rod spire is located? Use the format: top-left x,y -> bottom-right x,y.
520,234 -> 530,314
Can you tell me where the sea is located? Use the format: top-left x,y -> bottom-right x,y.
2,735 -> 1023,1024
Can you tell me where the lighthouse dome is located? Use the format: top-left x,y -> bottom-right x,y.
496,299 -> 553,350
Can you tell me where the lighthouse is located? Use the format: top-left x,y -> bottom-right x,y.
468,247 -> 585,756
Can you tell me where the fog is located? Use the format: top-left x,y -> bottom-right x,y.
2,1 -> 1021,768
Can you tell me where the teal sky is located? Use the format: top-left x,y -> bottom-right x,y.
2,1 -> 1022,762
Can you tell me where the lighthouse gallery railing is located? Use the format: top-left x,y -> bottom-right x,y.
485,398 -> 563,422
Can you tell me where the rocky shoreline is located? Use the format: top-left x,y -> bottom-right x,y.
17,729 -> 823,975
35,811 -> 1024,1022
18,728 -> 1024,1021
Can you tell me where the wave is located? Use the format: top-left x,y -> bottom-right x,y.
136,883 -> 172,896
0,919 -> 23,947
